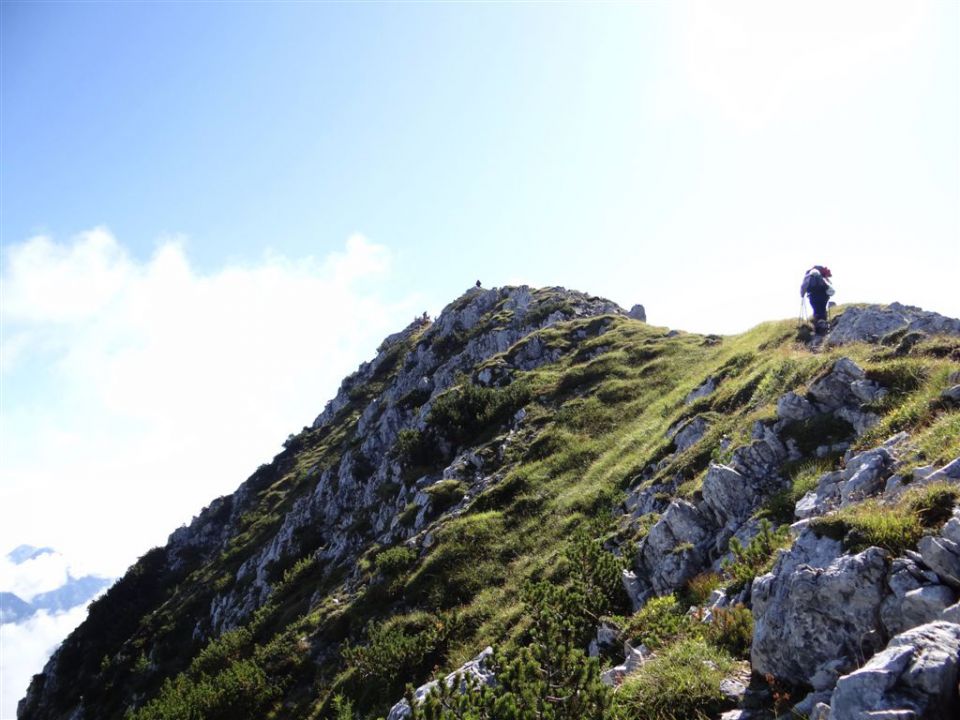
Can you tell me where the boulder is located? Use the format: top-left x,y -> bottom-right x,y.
686,376 -> 718,405
777,391 -> 819,422
918,536 -> 960,589
730,427 -> 789,481
637,500 -> 717,595
752,530 -> 888,688
796,471 -> 845,520
825,303 -> 960,346
829,621 -> 960,720
840,448 -> 895,506
628,304 -> 647,322
670,416 -> 711,454
807,359 -> 866,410
702,464 -> 754,527
942,385 -> 960,406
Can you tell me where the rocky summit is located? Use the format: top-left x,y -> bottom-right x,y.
18,287 -> 960,720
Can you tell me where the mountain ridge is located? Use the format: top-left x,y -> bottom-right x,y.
19,286 -> 960,720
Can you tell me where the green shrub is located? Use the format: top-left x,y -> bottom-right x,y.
392,428 -> 437,469
683,572 -> 723,606
374,545 -> 418,578
722,520 -> 790,592
425,479 -> 467,515
129,658 -> 281,720
701,605 -> 753,659
622,595 -> 695,650
342,614 -> 445,683
429,381 -> 530,447
612,638 -> 736,720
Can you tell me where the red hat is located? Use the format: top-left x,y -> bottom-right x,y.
817,266 -> 832,278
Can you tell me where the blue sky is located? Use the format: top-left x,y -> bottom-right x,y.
1,2 -> 958,712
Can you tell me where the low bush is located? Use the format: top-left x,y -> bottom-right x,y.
612,638 -> 736,720
621,595 -> 694,650
722,520 -> 790,592
701,605 -> 753,659
430,381 -> 530,447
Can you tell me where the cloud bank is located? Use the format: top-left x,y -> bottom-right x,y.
0,228 -> 419,575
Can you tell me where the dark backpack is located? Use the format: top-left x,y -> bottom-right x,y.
807,272 -> 826,291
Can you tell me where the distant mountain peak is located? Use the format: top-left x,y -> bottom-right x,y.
7,545 -> 56,565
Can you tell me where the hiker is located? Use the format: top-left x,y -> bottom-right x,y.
800,265 -> 834,334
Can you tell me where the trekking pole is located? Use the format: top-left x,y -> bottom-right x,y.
799,298 -> 806,324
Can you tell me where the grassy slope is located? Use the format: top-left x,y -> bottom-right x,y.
51,305 -> 960,720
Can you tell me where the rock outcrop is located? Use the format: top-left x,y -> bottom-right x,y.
828,622 -> 960,720
826,303 -> 960,346
751,531 -> 889,689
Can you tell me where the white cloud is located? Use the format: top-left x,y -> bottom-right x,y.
1,606 -> 91,719
0,552 -> 70,603
0,229 -> 420,579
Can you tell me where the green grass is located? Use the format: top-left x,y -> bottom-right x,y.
612,638 -> 737,720
811,482 -> 959,554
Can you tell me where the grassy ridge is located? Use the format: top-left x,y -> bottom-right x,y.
47,304 -> 960,720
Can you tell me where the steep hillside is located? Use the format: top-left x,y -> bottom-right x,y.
19,287 -> 960,720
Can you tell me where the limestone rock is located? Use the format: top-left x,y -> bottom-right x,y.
795,471 -> 845,520
669,416 -> 711,454
918,535 -> 960,589
807,358 -> 866,411
942,385 -> 960,406
840,448 -> 895,506
752,530 -> 888,688
702,464 -> 755,527
686,376 -> 718,404
777,391 -> 819,422
637,500 -> 717,595
829,621 -> 960,720
825,303 -> 960,346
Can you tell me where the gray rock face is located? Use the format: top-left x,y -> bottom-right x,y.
796,471 -> 845,520
628,304 -> 646,322
777,391 -> 819,422
752,530 -> 888,688
670,416 -> 711,454
825,303 -> 960,346
387,647 -> 496,720
685,376 -> 718,404
918,536 -> 960,589
880,558 -> 951,636
829,621 -> 960,720
942,385 -> 960,406
840,448 -> 895,506
807,358 -> 866,410
701,464 -> 753,528
730,426 -> 788,480
637,500 -> 717,595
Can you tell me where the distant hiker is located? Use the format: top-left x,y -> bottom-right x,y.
800,265 -> 835,334
475,280 -> 481,288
